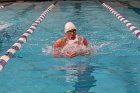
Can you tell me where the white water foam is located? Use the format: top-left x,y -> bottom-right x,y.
94,41 -> 110,50
42,45 -> 53,55
42,41 -> 110,56
0,21 -> 11,31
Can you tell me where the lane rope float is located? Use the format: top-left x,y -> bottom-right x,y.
99,0 -> 140,39
0,0 -> 59,72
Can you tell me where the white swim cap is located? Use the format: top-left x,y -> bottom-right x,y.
64,22 -> 76,33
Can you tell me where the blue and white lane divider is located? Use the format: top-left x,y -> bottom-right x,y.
0,0 -> 59,72
99,0 -> 140,39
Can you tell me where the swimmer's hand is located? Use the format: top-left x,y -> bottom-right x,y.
80,51 -> 91,56
65,51 -> 78,58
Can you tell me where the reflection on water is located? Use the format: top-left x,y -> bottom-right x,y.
17,4 -> 36,17
74,2 -> 82,15
118,1 -> 140,15
0,22 -> 11,48
0,30 -> 11,52
67,63 -> 96,93
54,63 -> 96,93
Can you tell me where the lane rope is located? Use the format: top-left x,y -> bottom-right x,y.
99,0 -> 140,39
0,0 -> 59,72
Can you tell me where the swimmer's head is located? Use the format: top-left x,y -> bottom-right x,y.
64,22 -> 77,40
64,22 -> 76,33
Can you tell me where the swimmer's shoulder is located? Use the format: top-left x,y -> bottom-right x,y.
54,37 -> 67,48
78,36 -> 88,46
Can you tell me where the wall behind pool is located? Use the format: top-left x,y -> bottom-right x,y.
0,0 -> 138,2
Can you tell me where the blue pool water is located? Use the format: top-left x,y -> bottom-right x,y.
0,1 -> 140,93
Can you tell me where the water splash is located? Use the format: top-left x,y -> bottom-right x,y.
94,41 -> 110,50
42,41 -> 110,56
0,21 -> 12,31
42,45 -> 53,55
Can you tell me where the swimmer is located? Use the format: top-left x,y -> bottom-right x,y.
53,22 -> 90,58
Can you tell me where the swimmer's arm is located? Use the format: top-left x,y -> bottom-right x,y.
53,48 -> 63,58
83,37 -> 88,47
82,37 -> 91,55
65,51 -> 78,58
53,41 -> 65,58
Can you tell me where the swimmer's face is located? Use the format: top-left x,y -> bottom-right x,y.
66,29 -> 76,40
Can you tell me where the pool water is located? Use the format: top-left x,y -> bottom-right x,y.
0,0 -> 140,93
